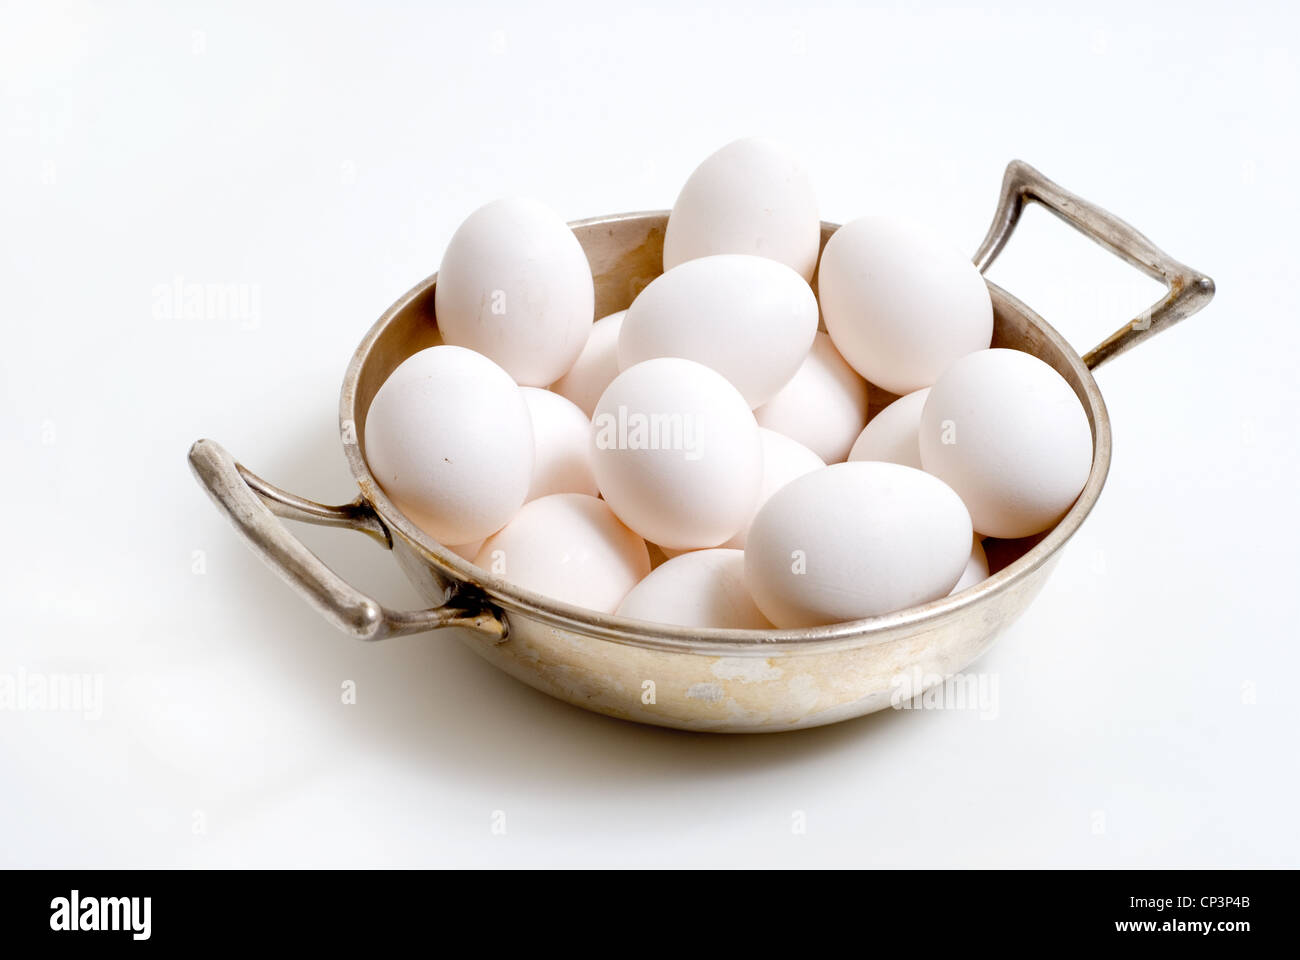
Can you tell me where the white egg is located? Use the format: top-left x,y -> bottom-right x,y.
819,217 -> 993,395
617,549 -> 772,629
591,357 -> 762,551
474,493 -> 649,613
654,543 -> 690,560
744,462 -> 972,627
754,331 -> 869,463
663,137 -> 821,281
435,197 -> 595,386
919,349 -> 1093,539
949,536 -> 990,595
520,387 -> 599,502
364,345 -> 533,544
722,428 -> 824,548
550,310 -> 624,416
447,539 -> 484,561
618,254 -> 818,408
847,388 -> 930,469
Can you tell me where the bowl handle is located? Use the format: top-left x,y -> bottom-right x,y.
973,159 -> 1216,370
187,438 -> 507,642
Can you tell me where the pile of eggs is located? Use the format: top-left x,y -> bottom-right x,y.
364,138 -> 1093,630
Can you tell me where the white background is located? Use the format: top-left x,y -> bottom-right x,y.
2,0 -> 1296,868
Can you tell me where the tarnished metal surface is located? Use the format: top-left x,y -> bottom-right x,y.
974,160 -> 1216,370
190,160 -> 1214,732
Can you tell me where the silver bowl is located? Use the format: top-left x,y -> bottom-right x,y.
189,161 -> 1214,732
